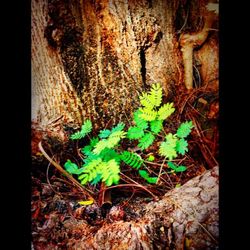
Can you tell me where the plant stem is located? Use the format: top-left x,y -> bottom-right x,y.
156,157 -> 167,184
38,141 -> 95,199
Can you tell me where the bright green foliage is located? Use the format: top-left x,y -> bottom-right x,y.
159,141 -> 177,160
157,103 -> 175,120
176,138 -> 188,155
90,137 -> 99,147
120,151 -> 143,169
139,107 -> 157,121
98,129 -> 111,139
64,159 -> 79,174
176,121 -> 194,138
167,161 -> 187,172
139,170 -> 157,184
78,158 -> 120,186
70,119 -> 92,140
139,83 -> 162,109
133,109 -> 148,129
93,130 -> 126,154
159,133 -> 178,160
111,122 -> 125,133
147,155 -> 155,162
101,159 -> 120,186
127,126 -> 144,139
81,145 -> 93,156
138,133 -> 155,150
64,83 -> 193,188
100,148 -> 121,163
150,120 -> 163,134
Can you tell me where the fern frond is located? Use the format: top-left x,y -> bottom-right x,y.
90,137 -> 99,147
107,130 -> 126,148
133,109 -> 148,129
111,122 -> 125,133
64,160 -> 79,174
139,93 -> 154,109
120,151 -> 143,169
98,129 -> 111,139
100,148 -> 121,163
138,132 -> 155,150
150,119 -> 163,134
127,126 -> 144,139
78,158 -> 103,185
157,103 -> 175,120
81,145 -> 93,156
101,159 -> 120,186
159,133 -> 178,160
149,83 -> 162,107
165,133 -> 178,147
175,138 -> 188,155
93,131 -> 126,155
93,140 -> 108,155
70,119 -> 92,140
159,142 -> 177,160
138,170 -> 157,184
176,121 -> 194,138
167,162 -> 187,172
139,107 -> 157,121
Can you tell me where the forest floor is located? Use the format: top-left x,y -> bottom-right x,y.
31,87 -> 219,249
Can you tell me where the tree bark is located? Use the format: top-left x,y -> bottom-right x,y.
49,166 -> 218,250
32,0 -> 187,130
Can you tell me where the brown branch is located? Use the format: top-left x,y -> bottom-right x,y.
38,141 -> 95,200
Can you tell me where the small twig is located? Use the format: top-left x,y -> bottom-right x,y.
156,157 -> 167,184
120,173 -> 158,200
38,141 -> 95,200
46,160 -> 61,196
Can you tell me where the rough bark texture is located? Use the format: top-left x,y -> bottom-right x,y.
32,0 -> 184,129
62,166 -> 219,249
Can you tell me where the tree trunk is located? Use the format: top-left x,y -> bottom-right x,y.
32,0 -> 218,130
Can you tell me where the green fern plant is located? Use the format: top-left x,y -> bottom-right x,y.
127,83 -> 175,150
64,83 -> 194,188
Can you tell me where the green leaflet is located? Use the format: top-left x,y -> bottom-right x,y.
111,122 -> 125,133
81,145 -> 93,156
101,159 -> 120,186
139,170 -> 157,184
93,130 -> 126,154
127,126 -> 144,139
159,133 -> 178,160
78,158 -> 103,185
98,129 -> 111,139
138,132 -> 155,150
176,121 -> 194,138
64,160 -> 79,174
167,161 -> 187,172
139,107 -> 157,121
100,148 -> 121,163
78,158 -> 120,186
159,142 -> 177,160
157,103 -> 175,120
139,83 -> 162,109
90,137 -> 99,147
133,109 -> 148,129
150,119 -> 163,134
149,83 -> 162,108
70,119 -> 92,140
120,151 -> 143,169
176,138 -> 188,155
